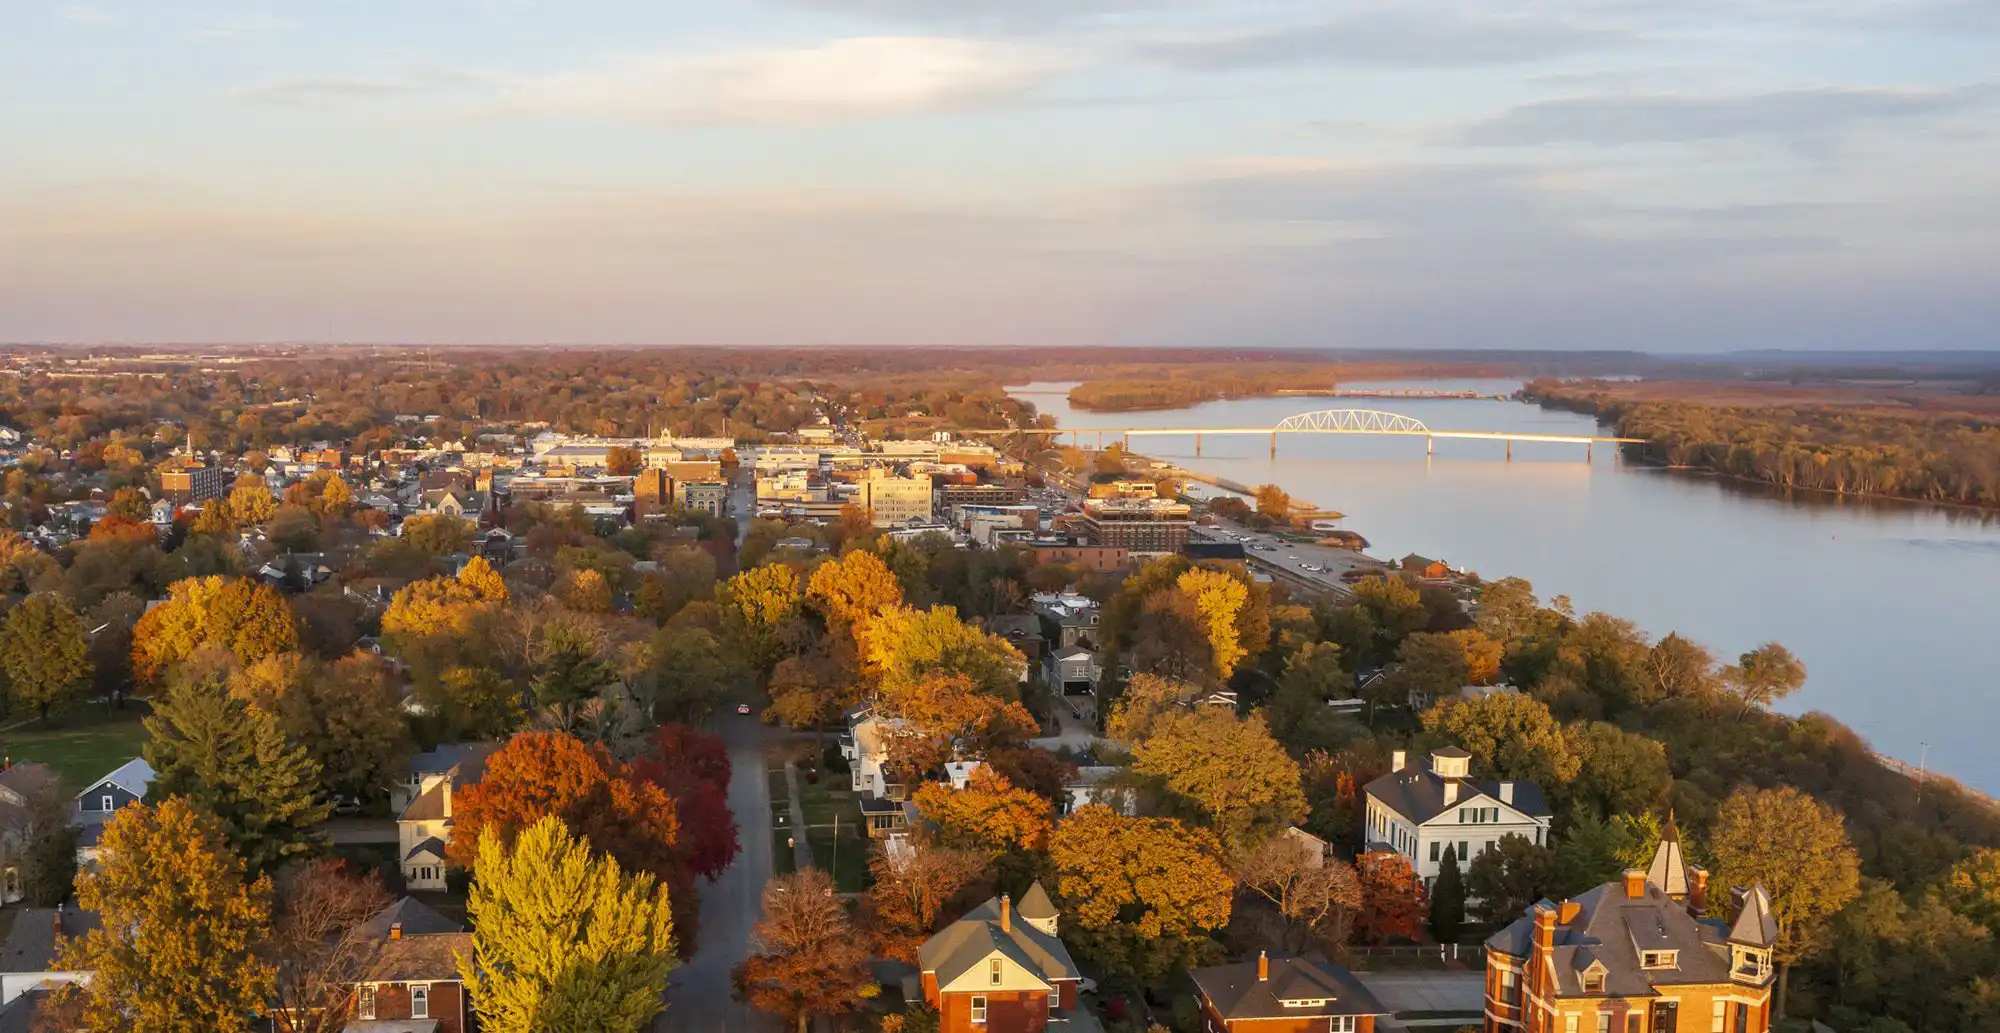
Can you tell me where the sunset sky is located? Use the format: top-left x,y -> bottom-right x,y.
3,0 -> 1995,348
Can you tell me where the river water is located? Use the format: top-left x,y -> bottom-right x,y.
1011,380 -> 2000,792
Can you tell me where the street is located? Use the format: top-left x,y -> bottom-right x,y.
655,715 -> 780,1032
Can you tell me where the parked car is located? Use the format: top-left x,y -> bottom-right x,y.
736,703 -> 753,715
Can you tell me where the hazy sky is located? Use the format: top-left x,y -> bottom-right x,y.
2,0 -> 1995,349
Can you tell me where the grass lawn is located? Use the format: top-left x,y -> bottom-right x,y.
0,706 -> 151,790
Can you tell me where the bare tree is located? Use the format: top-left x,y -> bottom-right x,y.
267,861 -> 393,1033
1234,835 -> 1363,954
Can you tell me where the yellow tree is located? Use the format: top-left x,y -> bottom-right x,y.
1048,805 -> 1233,981
381,560 -> 509,649
131,576 -> 299,685
1708,786 -> 1860,1016
55,797 -> 275,1033
458,554 -> 509,602
716,563 -> 803,673
228,484 -> 276,528
1106,673 -> 1197,742
1447,628 -> 1505,686
1130,709 -> 1307,846
911,768 -> 1054,855
561,569 -> 614,613
861,605 -> 1024,702
806,549 -> 903,629
1175,568 -> 1249,681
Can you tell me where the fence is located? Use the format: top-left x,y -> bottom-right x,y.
1351,943 -> 1485,965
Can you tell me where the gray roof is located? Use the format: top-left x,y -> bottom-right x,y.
0,989 -> 49,1033
1363,763 -> 1552,823
362,932 -> 474,984
1646,829 -> 1689,899
917,895 -> 1079,987
75,757 -> 154,801
0,907 -> 101,974
1483,880 -> 1753,997
1728,886 -> 1779,948
406,836 -> 448,861
1189,957 -> 1387,1020
356,897 -> 463,941
1018,881 -> 1057,922
407,741 -> 500,778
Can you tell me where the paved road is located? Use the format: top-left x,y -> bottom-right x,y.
656,717 -> 780,1033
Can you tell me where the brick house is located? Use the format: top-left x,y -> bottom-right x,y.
1188,952 -> 1388,1033
345,897 -> 475,1033
1482,829 -> 1778,1033
918,885 -> 1082,1033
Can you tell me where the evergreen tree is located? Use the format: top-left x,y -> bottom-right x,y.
1429,846 -> 1467,944
144,668 -> 331,874
458,816 -> 679,1033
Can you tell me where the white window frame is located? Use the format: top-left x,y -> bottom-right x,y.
990,958 -> 1003,985
1597,1014 -> 1611,1033
1049,989 -> 1059,1016
411,984 -> 429,1019
1566,1016 -> 1579,1033
101,794 -> 114,812
970,996 -> 987,1024
1331,1017 -> 1357,1033
358,986 -> 376,1020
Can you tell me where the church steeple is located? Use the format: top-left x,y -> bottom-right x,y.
1645,812 -> 1690,899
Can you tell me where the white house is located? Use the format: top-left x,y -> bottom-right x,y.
842,709 -> 908,803
1062,766 -> 1137,816
1362,747 -> 1552,889
396,746 -> 496,891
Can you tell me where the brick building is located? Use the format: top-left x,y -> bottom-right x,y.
1482,829 -> 1778,1033
160,465 -> 230,503
344,897 -> 475,1033
1077,498 -> 1192,555
1188,952 -> 1388,1033
918,886 -> 1080,1033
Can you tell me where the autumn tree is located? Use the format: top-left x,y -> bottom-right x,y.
1709,785 -> 1861,1015
604,445 -> 643,475
380,559 -> 508,651
560,568 -> 614,613
807,548 -> 904,630
1105,672 -> 1198,742
716,562 -> 804,674
131,575 -> 299,685
1049,806 -> 1233,982
267,861 -> 393,1033
0,592 -> 92,721
56,797 -> 276,1033
1447,628 -> 1505,686
399,513 -> 475,555
1253,484 -> 1292,521
1175,567 -> 1250,681
459,816 -> 679,1033
1130,709 -> 1307,846
735,868 -> 877,1033
1725,642 -> 1807,714
419,664 -> 523,741
1644,632 -> 1721,704
1233,834 -> 1363,953
630,724 -> 741,882
236,651 -> 415,805
447,732 -> 697,954
1419,692 -> 1580,788
882,673 -> 1039,777
911,768 -> 1054,855
1944,848 -> 2000,930
145,666 -> 330,874
1355,850 -> 1425,944
862,843 -> 989,962
862,604 -> 1025,702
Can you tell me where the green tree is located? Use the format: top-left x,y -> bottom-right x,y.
0,592 -> 93,720
238,652 -> 415,805
1467,833 -> 1561,927
1563,721 -> 1672,818
1429,846 -> 1466,943
459,815 -> 680,1033
1944,848 -> 2000,930
1725,642 -> 1807,714
55,797 -> 275,1033
1420,692 -> 1580,788
1385,632 -> 1470,710
144,667 -> 331,874
716,563 -> 804,674
1709,786 -> 1862,1017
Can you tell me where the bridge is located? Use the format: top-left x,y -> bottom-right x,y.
954,408 -> 1645,460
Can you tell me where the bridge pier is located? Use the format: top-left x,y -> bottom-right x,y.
1506,440 -> 1513,462
1587,442 -> 1593,464
1123,432 -> 1130,451
1097,430 -> 1103,451
1195,434 -> 1202,457
1270,432 -> 1277,458
1427,436 -> 1434,457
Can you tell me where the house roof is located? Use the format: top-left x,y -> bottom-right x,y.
1484,879 -> 1759,996
75,757 -> 153,800
918,895 -> 1079,987
405,836 -> 448,862
1646,824 -> 1690,899
1363,762 -> 1551,824
362,932 -> 474,984
0,762 -> 58,806
1728,886 -> 1779,948
1188,956 -> 1387,1020
356,897 -> 463,941
1017,882 -> 1057,922
0,907 -> 101,974
0,989 -> 50,1033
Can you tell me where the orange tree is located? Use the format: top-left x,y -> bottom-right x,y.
859,843 -> 988,963
911,768 -> 1054,856
1048,805 -> 1233,984
447,731 -> 699,957
1355,850 -> 1426,945
735,868 -> 876,1033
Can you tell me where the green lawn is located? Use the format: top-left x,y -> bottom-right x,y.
0,708 -> 151,790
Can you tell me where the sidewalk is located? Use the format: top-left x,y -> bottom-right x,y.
782,759 -> 813,869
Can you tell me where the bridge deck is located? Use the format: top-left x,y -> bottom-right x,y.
956,427 -> 1644,444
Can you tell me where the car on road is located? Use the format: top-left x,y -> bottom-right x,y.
736,703 -> 753,715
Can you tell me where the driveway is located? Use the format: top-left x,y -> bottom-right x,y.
656,716 -> 780,1033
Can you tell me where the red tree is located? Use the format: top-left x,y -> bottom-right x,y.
631,724 -> 741,882
89,514 -> 161,544
448,731 -> 701,955
1354,850 -> 1426,945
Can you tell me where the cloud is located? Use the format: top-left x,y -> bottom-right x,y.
775,0 -> 1179,31
1140,10 -> 1629,70
56,3 -> 122,25
501,36 -> 1070,125
182,11 -> 288,41
240,76 -> 454,107
1456,84 -> 1999,148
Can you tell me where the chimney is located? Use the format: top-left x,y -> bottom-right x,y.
1443,781 -> 1459,805
1258,951 -> 1269,982
1533,905 -> 1557,954
1391,749 -> 1407,772
1000,895 -> 1011,934
1623,869 -> 1647,900
1689,866 -> 1710,917
390,922 -> 402,942
1499,781 -> 1514,804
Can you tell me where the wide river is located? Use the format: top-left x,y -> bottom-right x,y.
1011,380 -> 2000,793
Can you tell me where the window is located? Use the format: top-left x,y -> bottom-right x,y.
411,985 -> 429,1019
1628,1015 -> 1642,1033
990,958 -> 1003,985
1331,1018 -> 1357,1033
1502,970 -> 1519,1005
970,996 -> 987,1024
1458,840 -> 1469,861
101,794 -> 114,812
1597,1015 -> 1610,1033
358,987 -> 376,1020
1582,972 -> 1604,994
1712,1001 -> 1726,1033
1430,841 -> 1440,862
1643,951 -> 1678,970
1566,1016 -> 1579,1033
1458,808 -> 1467,823
1652,1002 -> 1679,1033
1049,990 -> 1060,1016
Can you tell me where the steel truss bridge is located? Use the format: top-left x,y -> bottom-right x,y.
956,408 -> 1645,459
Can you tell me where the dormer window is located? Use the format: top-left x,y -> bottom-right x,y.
1581,969 -> 1606,994
1641,951 -> 1678,970
1280,998 -> 1328,1008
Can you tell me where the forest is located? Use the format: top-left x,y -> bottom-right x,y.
1528,378 -> 2000,508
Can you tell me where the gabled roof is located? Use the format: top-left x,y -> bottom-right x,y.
1188,957 -> 1387,1020
76,757 -> 153,800
1363,762 -> 1552,823
405,836 -> 448,862
356,897 -> 463,941
917,895 -> 1079,988
1484,879 -> 1753,996
1646,823 -> 1690,898
1017,882 -> 1057,922
0,907 -> 101,974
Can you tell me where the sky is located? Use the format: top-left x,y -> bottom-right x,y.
1,0 -> 1996,349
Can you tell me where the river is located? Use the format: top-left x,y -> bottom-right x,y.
1010,379 -> 2000,793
